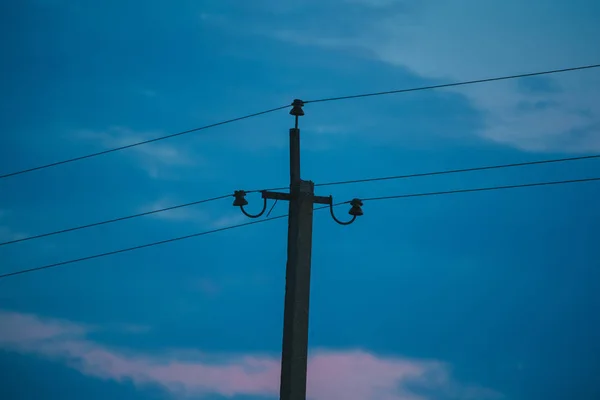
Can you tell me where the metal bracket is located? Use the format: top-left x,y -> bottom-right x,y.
262,191 -> 292,201
313,195 -> 332,205
262,191 -> 331,205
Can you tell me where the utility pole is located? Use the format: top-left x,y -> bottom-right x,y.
233,100 -> 364,400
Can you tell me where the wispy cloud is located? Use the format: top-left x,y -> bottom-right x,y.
0,310 -> 500,400
0,226 -> 26,242
0,210 -> 26,242
209,213 -> 248,229
106,324 -> 152,335
139,198 -> 209,223
75,126 -> 202,179
264,0 -> 600,153
139,198 -> 246,230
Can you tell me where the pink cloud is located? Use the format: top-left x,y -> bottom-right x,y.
0,310 -> 89,344
0,310 -> 500,400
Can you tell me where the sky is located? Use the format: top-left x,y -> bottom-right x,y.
1,0 -> 600,399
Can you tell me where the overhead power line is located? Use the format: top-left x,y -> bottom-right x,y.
0,194 -> 231,247
354,177 -> 600,203
0,214 -> 288,279
314,154 -> 600,188
304,63 -> 600,104
2,153 -> 598,247
3,63 -> 600,181
1,175 -> 598,280
0,105 -> 290,180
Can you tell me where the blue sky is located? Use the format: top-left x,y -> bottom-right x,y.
1,0 -> 600,399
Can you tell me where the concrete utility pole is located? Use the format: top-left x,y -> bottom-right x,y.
233,100 -> 364,400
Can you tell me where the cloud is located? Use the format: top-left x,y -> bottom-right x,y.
107,324 -> 152,335
0,226 -> 26,242
209,213 -> 248,229
0,212 -> 26,242
139,199 -> 247,231
0,311 -> 89,345
140,198 -> 209,223
265,0 -> 600,153
0,310 -> 500,400
75,126 -> 201,179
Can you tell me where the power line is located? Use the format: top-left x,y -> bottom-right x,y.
356,177 -> 600,203
0,105 -> 290,180
304,63 -> 600,104
0,214 -> 288,279
2,176 -> 598,280
261,153 -> 600,192
3,63 -> 599,180
0,194 -> 231,247
3,154 -> 598,247
314,154 -> 600,188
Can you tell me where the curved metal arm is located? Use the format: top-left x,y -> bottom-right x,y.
329,198 -> 357,226
240,195 -> 268,218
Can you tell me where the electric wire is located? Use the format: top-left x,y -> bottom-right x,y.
3,62 -> 599,182
4,63 -> 600,180
314,154 -> 600,188
0,214 -> 288,279
0,105 -> 290,179
2,153 -> 598,247
1,175 -> 598,280
0,194 -> 231,247
349,177 -> 600,204
304,63 -> 600,104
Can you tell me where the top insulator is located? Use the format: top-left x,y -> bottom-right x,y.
290,99 -> 305,116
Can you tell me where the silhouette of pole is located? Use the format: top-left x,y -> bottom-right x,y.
232,99 -> 363,400
278,100 -> 314,400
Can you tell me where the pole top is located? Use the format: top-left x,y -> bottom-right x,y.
290,99 -> 305,116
